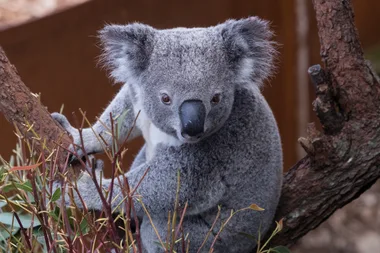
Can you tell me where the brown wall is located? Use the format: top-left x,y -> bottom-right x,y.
0,0 -> 379,171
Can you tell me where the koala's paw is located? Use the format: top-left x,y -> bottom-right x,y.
51,112 -> 87,163
84,157 -> 104,177
51,112 -> 76,134
51,158 -> 106,210
68,145 -> 86,165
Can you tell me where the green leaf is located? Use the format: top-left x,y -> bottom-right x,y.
0,201 -> 7,209
116,109 -> 130,138
270,246 -> 292,253
77,218 -> 90,236
2,181 -> 33,193
0,166 -> 7,182
0,225 -> 20,242
0,200 -> 26,209
153,241 -> 168,250
51,188 -> 61,202
32,227 -> 48,252
27,192 -> 35,203
48,211 -> 59,223
0,213 -> 41,228
0,196 -> 24,209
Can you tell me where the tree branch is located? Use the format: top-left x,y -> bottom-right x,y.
271,0 -> 380,247
0,47 -> 71,168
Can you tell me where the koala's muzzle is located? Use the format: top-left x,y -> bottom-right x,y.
179,100 -> 206,139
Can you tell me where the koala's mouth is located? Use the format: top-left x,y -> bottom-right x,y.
180,134 -> 203,144
177,128 -> 210,144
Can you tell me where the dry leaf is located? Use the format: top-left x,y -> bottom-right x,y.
249,204 -> 265,211
10,162 -> 42,171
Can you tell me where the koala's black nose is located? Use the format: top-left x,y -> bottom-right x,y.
179,100 -> 206,138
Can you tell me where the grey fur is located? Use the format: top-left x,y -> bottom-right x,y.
52,17 -> 282,253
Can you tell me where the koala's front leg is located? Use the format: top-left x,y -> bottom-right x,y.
52,84 -> 142,158
124,145 -> 227,217
52,158 -> 146,214
53,144 -> 227,216
53,159 -> 103,210
52,158 -> 127,211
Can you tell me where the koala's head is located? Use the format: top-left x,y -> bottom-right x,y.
99,17 -> 276,143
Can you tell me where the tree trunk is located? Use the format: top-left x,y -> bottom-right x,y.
0,0 -> 379,249
0,47 -> 72,168
270,0 -> 380,247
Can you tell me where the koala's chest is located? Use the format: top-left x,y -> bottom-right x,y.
135,110 -> 181,161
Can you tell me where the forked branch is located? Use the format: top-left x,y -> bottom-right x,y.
270,0 -> 380,247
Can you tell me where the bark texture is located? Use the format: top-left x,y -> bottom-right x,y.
270,0 -> 380,247
0,47 -> 71,166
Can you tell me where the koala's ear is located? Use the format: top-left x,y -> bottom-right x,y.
98,23 -> 155,84
219,17 -> 277,87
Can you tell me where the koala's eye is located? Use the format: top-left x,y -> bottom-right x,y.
161,93 -> 171,105
211,94 -> 221,105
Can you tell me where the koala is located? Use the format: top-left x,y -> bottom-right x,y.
52,17 -> 283,253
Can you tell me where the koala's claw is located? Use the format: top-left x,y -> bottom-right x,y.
68,145 -> 85,164
51,112 -> 74,133
91,159 -> 105,177
82,155 -> 104,174
51,112 -> 87,163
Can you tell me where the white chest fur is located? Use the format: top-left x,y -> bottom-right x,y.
135,109 -> 181,161
131,89 -> 181,161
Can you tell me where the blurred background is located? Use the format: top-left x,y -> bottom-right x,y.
0,0 -> 379,252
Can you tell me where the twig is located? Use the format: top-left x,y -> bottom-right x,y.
197,206 -> 221,253
13,212 -> 33,251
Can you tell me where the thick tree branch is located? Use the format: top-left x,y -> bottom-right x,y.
270,0 -> 380,247
0,47 -> 71,167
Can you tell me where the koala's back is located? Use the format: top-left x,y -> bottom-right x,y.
197,87 -> 282,251
215,87 -> 283,206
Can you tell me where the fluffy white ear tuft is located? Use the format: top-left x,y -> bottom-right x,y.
219,17 -> 278,87
98,23 -> 156,84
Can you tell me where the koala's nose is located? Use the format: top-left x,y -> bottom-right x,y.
179,100 -> 206,138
